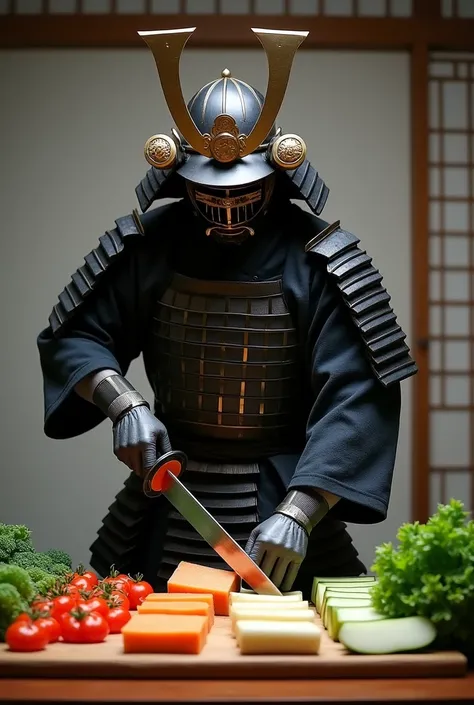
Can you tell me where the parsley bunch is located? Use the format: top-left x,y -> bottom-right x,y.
371,499 -> 474,659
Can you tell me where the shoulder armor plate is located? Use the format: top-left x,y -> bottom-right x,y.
49,212 -> 144,336
284,160 -> 329,216
135,166 -> 173,213
305,221 -> 417,386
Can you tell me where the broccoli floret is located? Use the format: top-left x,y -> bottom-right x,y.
26,568 -> 57,597
10,552 -> 70,582
11,552 -> 55,572
26,567 -> 49,583
8,525 -> 32,543
0,563 -> 36,603
0,523 -> 35,564
0,537 -> 16,563
44,549 -> 72,569
14,538 -> 35,554
9,551 -> 40,570
49,562 -> 71,577
0,583 -> 27,641
36,575 -> 57,596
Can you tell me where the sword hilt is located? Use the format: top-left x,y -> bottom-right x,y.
143,450 -> 188,498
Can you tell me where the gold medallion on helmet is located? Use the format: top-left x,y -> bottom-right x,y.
210,133 -> 240,162
271,134 -> 307,170
144,134 -> 177,169
203,114 -> 246,164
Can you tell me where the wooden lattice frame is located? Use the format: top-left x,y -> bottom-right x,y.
1,1 -> 474,521
427,51 -> 474,513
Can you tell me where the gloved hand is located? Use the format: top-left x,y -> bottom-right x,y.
245,514 -> 308,592
113,406 -> 171,478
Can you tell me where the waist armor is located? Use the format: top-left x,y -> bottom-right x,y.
143,273 -> 303,458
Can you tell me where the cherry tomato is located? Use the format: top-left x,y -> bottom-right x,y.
102,567 -> 132,595
104,577 -> 131,595
31,599 -> 54,614
35,616 -> 61,643
59,609 -> 110,644
14,612 -> 32,624
128,576 -> 153,609
109,591 -> 130,611
77,596 -> 109,618
82,570 -> 98,588
95,581 -> 129,607
70,576 -> 94,592
115,574 -> 132,592
106,607 -> 131,634
51,594 -> 77,621
5,621 -> 49,652
72,564 -> 99,588
116,573 -> 131,582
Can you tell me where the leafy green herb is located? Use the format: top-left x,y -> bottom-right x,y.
371,499 -> 474,659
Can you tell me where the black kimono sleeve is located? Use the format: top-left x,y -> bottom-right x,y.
37,227 -> 171,440
287,262 -> 402,525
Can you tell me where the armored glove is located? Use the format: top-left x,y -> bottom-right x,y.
112,406 -> 171,477
88,371 -> 171,477
245,489 -> 329,591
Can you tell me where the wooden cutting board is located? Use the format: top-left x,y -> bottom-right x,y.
0,616 -> 467,680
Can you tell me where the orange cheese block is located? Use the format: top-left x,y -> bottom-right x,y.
121,613 -> 208,654
143,593 -> 215,627
167,561 -> 239,616
137,600 -> 212,631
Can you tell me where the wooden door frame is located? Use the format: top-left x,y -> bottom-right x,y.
2,0 -> 473,522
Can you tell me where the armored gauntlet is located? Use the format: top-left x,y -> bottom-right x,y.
245,489 -> 329,591
86,371 -> 171,477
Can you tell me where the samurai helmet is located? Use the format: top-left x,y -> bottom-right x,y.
138,27 -> 327,240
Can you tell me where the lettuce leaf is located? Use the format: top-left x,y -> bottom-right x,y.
371,499 -> 474,658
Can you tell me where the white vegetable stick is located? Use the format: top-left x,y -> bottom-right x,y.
236,620 -> 321,655
230,592 -> 303,604
231,608 -> 316,638
230,600 -> 309,618
240,588 -> 303,598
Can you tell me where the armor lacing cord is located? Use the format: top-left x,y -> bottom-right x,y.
275,489 -> 329,536
92,374 -> 150,425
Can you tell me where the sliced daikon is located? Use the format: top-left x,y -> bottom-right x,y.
233,609 -> 316,643
230,600 -> 309,618
329,606 -> 386,641
236,620 -> 321,655
324,597 -> 372,628
229,592 -> 303,604
231,607 -> 315,635
339,616 -> 437,654
230,602 -> 311,633
240,587 -> 303,598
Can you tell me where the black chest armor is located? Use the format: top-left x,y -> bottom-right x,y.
142,272 -> 305,461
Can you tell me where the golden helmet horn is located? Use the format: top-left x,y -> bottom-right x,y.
138,26 -> 308,167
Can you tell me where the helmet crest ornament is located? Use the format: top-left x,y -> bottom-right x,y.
138,26 -> 308,170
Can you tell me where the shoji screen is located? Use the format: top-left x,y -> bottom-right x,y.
428,51 -> 474,513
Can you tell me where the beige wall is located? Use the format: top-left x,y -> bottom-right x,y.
0,48 -> 412,572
